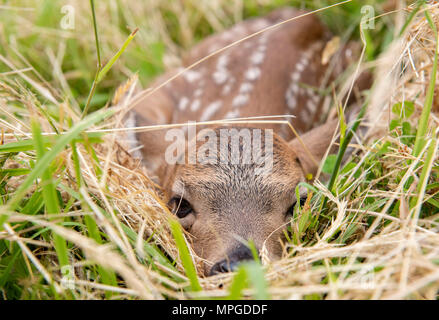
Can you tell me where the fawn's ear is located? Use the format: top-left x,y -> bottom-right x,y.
288,119 -> 338,177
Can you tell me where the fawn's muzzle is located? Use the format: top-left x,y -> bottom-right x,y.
209,244 -> 255,276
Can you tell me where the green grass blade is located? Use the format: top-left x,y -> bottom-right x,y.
0,168 -> 31,177
0,250 -> 20,288
21,190 -> 44,215
321,102 -> 367,209
82,26 -> 137,116
169,218 -> 202,292
426,197 -> 439,209
0,132 -> 104,154
96,28 -> 138,84
410,135 -> 438,213
227,267 -> 247,300
399,0 -> 423,36
4,108 -> 113,213
90,0 -> 101,69
120,222 -> 178,274
242,262 -> 269,300
247,239 -> 260,264
413,8 -> 437,157
32,120 -> 60,216
70,140 -> 83,188
31,120 -> 69,268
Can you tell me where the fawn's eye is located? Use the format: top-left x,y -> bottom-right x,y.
170,197 -> 194,218
285,195 -> 307,216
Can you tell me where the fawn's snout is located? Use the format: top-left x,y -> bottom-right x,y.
209,244 -> 254,275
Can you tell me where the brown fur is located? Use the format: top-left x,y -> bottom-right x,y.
128,8 -> 367,275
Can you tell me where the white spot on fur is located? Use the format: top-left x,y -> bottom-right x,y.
300,109 -> 312,124
292,71 -> 301,82
312,94 -> 320,102
259,33 -> 268,44
124,112 -> 142,159
184,69 -> 202,83
194,88 -> 203,97
245,67 -> 261,81
258,44 -> 267,52
218,54 -> 229,67
285,90 -> 297,110
221,31 -> 234,41
302,55 -> 311,64
305,88 -> 320,105
224,110 -> 240,119
296,62 -> 305,72
297,56 -> 311,72
200,100 -> 223,121
208,43 -> 221,54
222,83 -> 232,95
305,88 -> 314,97
213,70 -> 228,84
233,94 -> 249,107
239,82 -> 253,94
284,41 -> 325,116
213,54 -> 230,84
222,78 -> 235,95
250,51 -> 265,65
252,19 -> 270,30
190,99 -> 201,112
312,94 -> 320,103
178,97 -> 189,111
306,99 -> 317,114
233,24 -> 246,35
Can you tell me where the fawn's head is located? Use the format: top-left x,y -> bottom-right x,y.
161,122 -> 336,276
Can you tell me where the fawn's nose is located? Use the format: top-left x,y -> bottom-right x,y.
209,244 -> 255,276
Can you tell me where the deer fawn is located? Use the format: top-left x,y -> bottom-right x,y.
125,8 -> 369,275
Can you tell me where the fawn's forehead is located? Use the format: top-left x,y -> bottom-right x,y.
172,157 -> 303,202
171,127 -> 303,195
173,165 -> 301,201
